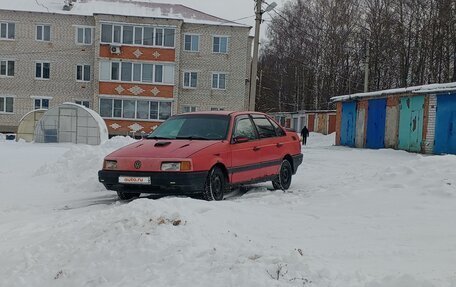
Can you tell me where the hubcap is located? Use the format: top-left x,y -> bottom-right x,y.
210,173 -> 223,199
281,164 -> 291,186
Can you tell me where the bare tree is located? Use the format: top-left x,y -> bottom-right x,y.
258,0 -> 456,112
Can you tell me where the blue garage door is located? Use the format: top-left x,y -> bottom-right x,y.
366,98 -> 387,149
340,102 -> 357,147
434,94 -> 456,154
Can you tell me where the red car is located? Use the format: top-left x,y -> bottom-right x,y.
98,111 -> 303,201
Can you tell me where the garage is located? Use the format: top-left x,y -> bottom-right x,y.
332,82 -> 456,154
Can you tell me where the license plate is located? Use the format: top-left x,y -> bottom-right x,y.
119,176 -> 151,185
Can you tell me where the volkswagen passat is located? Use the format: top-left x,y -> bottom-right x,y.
98,111 -> 303,201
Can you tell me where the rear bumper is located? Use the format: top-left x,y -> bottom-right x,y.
98,170 -> 208,194
292,153 -> 303,174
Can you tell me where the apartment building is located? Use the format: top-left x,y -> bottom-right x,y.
0,0 -> 252,135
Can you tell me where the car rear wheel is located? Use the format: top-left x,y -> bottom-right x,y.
117,191 -> 141,200
272,160 -> 293,190
202,167 -> 226,201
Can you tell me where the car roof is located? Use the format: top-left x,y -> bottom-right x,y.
180,111 -> 268,117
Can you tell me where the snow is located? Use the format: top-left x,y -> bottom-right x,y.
1,133 -> 456,286
0,0 -> 249,27
331,82 -> 456,102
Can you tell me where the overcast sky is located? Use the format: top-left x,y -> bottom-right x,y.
155,0 -> 287,40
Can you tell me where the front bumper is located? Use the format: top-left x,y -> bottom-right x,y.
98,170 -> 208,194
292,153 -> 303,174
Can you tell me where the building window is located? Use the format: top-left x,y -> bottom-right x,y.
134,26 -> 143,45
36,62 -> 50,79
36,25 -> 51,42
76,27 -> 93,45
75,100 -> 90,108
123,25 -> 134,45
0,96 -> 14,113
211,107 -> 225,111
76,64 -> 91,82
159,101 -> 171,120
113,25 -> 121,43
101,24 -> 112,43
143,27 -> 153,46
184,34 -> 199,52
0,22 -> 15,40
101,24 -> 175,48
99,61 -> 174,84
212,73 -> 227,90
99,98 -> 172,121
0,60 -> 14,77
182,106 -> 197,113
213,36 -> 229,53
34,98 -> 50,110
183,71 -> 197,88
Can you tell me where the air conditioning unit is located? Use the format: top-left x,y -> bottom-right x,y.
110,45 -> 121,54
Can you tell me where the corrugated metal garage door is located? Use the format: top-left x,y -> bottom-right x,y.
434,94 -> 456,154
340,102 -> 357,147
366,98 -> 387,149
398,96 -> 425,152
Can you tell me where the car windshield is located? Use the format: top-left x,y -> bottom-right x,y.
147,114 -> 230,141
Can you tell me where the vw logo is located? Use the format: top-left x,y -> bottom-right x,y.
134,160 -> 142,169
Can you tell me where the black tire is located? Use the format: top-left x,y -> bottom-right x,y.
117,191 -> 141,200
272,180 -> 282,190
202,167 -> 226,201
272,160 -> 293,190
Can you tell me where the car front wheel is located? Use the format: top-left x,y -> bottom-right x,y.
117,191 -> 141,200
202,167 -> 226,201
272,160 -> 293,190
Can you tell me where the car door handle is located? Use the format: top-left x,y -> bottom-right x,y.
276,143 -> 284,147
253,146 -> 261,151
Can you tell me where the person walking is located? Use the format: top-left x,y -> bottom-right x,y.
300,126 -> 309,145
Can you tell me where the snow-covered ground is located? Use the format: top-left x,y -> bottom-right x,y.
0,133 -> 455,287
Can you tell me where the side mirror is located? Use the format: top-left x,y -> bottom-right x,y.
233,136 -> 249,144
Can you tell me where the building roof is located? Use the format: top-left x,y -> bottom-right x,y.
331,82 -> 456,102
0,0 -> 249,27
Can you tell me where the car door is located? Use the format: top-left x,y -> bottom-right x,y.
230,115 -> 262,183
251,115 -> 282,177
268,115 -> 287,151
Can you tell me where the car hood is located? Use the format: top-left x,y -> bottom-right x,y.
107,139 -> 220,159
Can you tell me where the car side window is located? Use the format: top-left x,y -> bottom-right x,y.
269,117 -> 286,136
252,116 -> 277,139
233,116 -> 257,140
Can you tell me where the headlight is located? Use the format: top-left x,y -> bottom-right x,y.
104,160 -> 118,170
161,161 -> 192,171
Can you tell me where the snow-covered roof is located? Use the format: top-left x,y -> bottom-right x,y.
331,82 -> 456,102
0,0 -> 249,27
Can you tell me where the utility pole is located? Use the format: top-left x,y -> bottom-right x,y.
248,0 -> 263,111
248,0 -> 277,111
295,66 -> 299,112
364,41 -> 370,93
279,75 -> 283,112
258,69 -> 263,103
